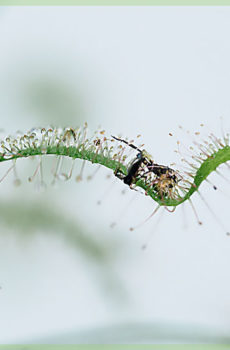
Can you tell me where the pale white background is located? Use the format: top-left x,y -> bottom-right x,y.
0,6 -> 230,343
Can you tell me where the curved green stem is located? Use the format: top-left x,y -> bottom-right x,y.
136,145 -> 230,207
0,145 -> 127,174
1,127 -> 230,207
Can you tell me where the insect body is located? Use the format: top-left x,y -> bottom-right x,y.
112,136 -> 153,186
112,136 -> 180,199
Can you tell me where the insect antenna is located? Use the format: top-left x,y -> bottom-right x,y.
129,204 -> 161,231
111,135 -> 142,153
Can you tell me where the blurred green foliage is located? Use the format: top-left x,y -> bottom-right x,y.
0,197 -> 128,302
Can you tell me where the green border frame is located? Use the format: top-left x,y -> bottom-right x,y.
1,1 -> 230,349
1,346 -> 230,349
1,346 -> 230,350
2,0 -> 230,5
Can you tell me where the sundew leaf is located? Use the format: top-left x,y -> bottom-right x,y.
0,124 -> 230,208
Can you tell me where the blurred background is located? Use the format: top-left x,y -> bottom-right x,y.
0,6 -> 230,344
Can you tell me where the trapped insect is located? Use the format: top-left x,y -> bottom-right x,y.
111,135 -> 181,199
0,123 -> 230,235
